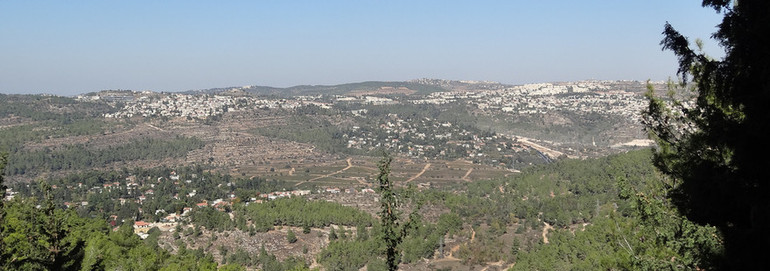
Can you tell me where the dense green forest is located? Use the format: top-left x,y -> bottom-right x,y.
429,149 -> 718,269
187,197 -> 375,234
236,197 -> 374,231
446,150 -> 658,228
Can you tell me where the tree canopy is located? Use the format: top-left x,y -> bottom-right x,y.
642,1 -> 770,268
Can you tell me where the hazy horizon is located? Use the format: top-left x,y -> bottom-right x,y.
1,1 -> 724,95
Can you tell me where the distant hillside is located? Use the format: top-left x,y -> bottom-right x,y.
185,78 -> 662,97
188,80 -> 449,96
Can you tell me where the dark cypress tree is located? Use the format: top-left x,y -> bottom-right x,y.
643,1 -> 770,268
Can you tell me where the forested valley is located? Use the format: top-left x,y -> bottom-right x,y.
2,1 -> 768,269
1,148 -> 721,270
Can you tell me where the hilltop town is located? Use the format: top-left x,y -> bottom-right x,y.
89,79 -> 656,163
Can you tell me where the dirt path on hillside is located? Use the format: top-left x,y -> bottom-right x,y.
434,241 -> 464,263
479,261 -> 516,271
405,163 -> 431,183
146,123 -> 164,131
353,177 -> 371,187
542,222 -> 554,244
461,168 -> 473,182
295,158 -> 352,186
434,227 -> 477,264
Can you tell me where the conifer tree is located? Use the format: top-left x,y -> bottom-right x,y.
376,153 -> 418,271
286,230 -> 297,244
328,227 -> 337,241
643,1 -> 770,268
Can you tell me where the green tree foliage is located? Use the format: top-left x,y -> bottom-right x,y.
234,197 -> 373,232
1,194 -> 224,270
317,237 -> 382,271
0,120 -> 118,158
9,165 -> 288,225
0,158 -> 241,270
376,153 -> 419,271
0,94 -> 116,122
255,246 -> 309,271
6,136 -> 204,176
190,207 -> 235,232
455,227 -> 505,266
0,154 -> 6,266
317,154 -> 458,271
410,149 -> 724,268
0,95 -> 125,176
442,150 -> 657,230
219,246 -> 308,270
286,230 -> 298,243
619,179 -> 722,269
399,213 -> 463,264
512,179 -> 722,271
217,264 -> 246,271
642,1 -> 770,268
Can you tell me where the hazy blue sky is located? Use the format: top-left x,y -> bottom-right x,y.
1,1 -> 724,95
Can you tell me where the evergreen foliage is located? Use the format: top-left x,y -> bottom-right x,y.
642,1 -> 770,268
0,158 -> 239,270
317,236 -> 381,271
376,153 -> 419,271
512,179 -> 722,270
0,193 -> 221,270
286,230 -> 297,243
233,197 -> 374,232
5,136 -> 204,175
440,150 -> 657,231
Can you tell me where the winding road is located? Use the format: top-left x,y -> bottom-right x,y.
294,158 -> 352,186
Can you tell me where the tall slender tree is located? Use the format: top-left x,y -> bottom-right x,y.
376,153 -> 418,271
643,1 -> 770,268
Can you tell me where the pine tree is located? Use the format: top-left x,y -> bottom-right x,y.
286,230 -> 297,244
643,1 -> 770,268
